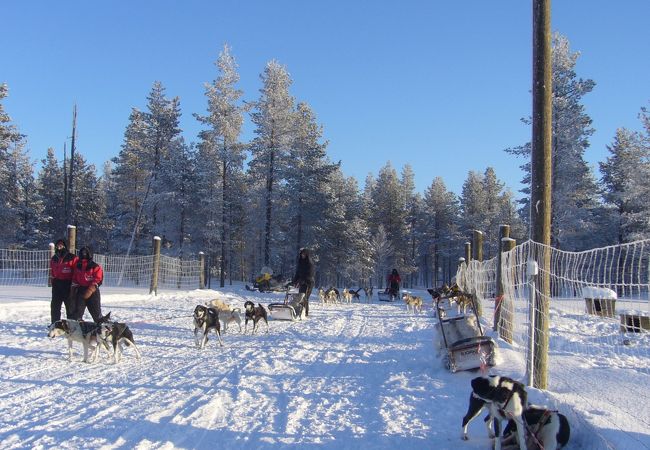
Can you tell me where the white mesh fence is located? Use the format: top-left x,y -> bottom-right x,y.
461,239 -> 650,450
0,249 -> 51,285
0,249 -> 203,291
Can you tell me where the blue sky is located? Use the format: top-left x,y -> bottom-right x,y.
3,1 -> 649,196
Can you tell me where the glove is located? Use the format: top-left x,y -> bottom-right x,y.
69,285 -> 79,301
82,284 -> 97,300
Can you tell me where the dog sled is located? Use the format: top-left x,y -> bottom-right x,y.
433,290 -> 496,372
268,287 -> 306,321
377,289 -> 400,302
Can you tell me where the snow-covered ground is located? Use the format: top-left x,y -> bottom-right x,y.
0,285 -> 647,449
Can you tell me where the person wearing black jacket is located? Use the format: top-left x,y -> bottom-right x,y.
292,248 -> 315,317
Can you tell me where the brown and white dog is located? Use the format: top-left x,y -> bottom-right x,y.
206,298 -> 242,333
461,375 -> 528,450
402,293 -> 424,314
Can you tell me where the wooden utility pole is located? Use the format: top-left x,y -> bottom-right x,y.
531,0 -> 552,389
67,105 -> 77,226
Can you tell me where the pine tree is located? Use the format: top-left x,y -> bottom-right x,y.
422,177 -> 461,287
285,102 -> 338,254
249,60 -> 296,268
506,32 -> 600,250
600,127 -> 650,242
0,83 -> 30,247
108,108 -> 151,254
195,44 -> 247,286
37,148 -> 66,240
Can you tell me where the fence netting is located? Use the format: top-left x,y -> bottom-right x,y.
0,249 -> 202,290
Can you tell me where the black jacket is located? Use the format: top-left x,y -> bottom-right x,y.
292,249 -> 315,286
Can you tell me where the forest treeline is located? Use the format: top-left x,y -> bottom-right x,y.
1,33 -> 649,288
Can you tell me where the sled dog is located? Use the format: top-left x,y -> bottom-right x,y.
47,319 -> 107,363
244,301 -> 269,334
193,305 -> 223,348
99,320 -> 142,363
461,375 -> 528,450
501,406 -> 570,450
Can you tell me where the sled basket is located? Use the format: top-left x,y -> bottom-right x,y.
445,336 -> 496,372
378,290 -> 399,302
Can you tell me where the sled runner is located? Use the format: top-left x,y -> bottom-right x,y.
434,291 -> 496,372
268,287 -> 305,321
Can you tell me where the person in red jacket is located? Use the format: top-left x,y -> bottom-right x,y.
49,238 -> 78,323
71,245 -> 105,322
386,268 -> 401,297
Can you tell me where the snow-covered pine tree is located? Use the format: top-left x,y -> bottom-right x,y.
460,170 -> 488,242
506,32 -> 601,251
69,153 -> 105,250
195,44 -> 247,286
249,60 -> 296,268
144,82 -> 182,237
368,162 -> 409,271
600,127 -> 650,243
156,138 -> 198,258
6,139 -> 44,248
285,102 -> 338,256
108,108 -> 151,254
0,83 -> 32,247
421,177 -> 461,287
37,148 -> 66,241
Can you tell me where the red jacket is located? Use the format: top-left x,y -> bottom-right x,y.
50,253 -> 78,281
73,259 -> 104,288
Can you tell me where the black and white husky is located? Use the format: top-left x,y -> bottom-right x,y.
98,320 -> 142,363
461,375 -> 528,450
193,305 -> 223,348
502,406 -> 570,450
47,319 -> 106,363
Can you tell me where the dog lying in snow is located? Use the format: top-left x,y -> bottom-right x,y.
461,375 -> 528,450
243,301 -> 268,334
48,317 -> 110,363
193,305 -> 223,348
206,298 -> 242,333
98,319 -> 142,363
501,405 -> 570,450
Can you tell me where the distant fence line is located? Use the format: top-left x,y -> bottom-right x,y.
0,248 -> 203,291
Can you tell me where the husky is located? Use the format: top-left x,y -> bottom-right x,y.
502,406 -> 570,450
193,305 -> 223,348
461,375 -> 528,450
243,301 -> 269,334
98,320 -> 142,363
403,293 -> 423,313
47,319 -> 108,363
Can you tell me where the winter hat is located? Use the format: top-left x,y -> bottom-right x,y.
79,246 -> 93,260
55,239 -> 67,250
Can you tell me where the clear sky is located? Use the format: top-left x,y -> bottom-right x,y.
3,1 -> 649,196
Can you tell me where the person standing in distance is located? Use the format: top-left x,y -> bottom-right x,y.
71,246 -> 105,322
49,238 -> 78,323
292,248 -> 315,317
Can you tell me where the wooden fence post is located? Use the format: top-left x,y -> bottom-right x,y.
48,242 -> 55,287
471,231 -> 484,317
199,252 -> 205,289
494,225 -> 510,331
150,236 -> 161,295
464,242 -> 472,264
67,225 -> 76,256
499,237 -> 516,343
